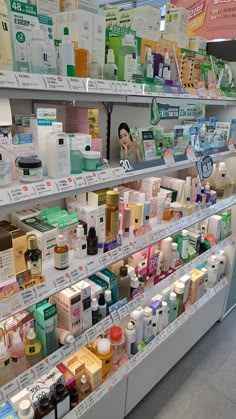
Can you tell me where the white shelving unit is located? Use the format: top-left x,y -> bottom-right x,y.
1,75 -> 236,418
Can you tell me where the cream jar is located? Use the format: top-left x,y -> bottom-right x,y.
16,157 -> 43,183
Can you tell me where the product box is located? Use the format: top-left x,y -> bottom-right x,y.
9,389 -> 31,413
38,14 -> 57,74
165,6 -> 189,33
0,227 -> 15,283
118,6 -> 161,41
63,354 -> 85,388
0,401 -> 18,418
93,14 -> 106,66
11,206 -> 46,227
76,281 -> 92,330
57,363 -> 76,391
77,347 -> 102,390
34,301 -> 58,357
67,10 -> 93,52
42,367 -> 66,393
0,0 -> 13,71
162,31 -> 189,49
36,0 -> 60,15
8,230 -> 27,274
89,275 -> 109,293
96,269 -> 119,303
207,215 -> 222,242
189,36 -> 207,52
51,286 -> 82,334
103,8 -> 119,29
189,269 -> 205,304
88,188 -> 111,207
60,0 -> 99,13
179,274 -> 191,304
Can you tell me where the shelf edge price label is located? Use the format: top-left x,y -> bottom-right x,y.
55,177 -> 75,193
34,180 -> 57,197
75,333 -> 88,350
98,168 -> 115,183
67,77 -> 86,92
0,70 -> 19,88
84,172 -> 100,186
9,184 -> 37,203
43,75 -> 69,91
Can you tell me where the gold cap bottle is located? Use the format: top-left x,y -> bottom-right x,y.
27,235 -> 38,250
106,190 -> 120,206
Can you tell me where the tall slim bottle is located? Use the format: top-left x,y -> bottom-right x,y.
10,330 -> 28,376
0,341 -> 15,385
106,190 -> 120,240
25,328 -> 43,368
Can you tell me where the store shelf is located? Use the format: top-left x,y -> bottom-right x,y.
1,71 -> 236,105
0,150 -> 236,214
1,196 -> 234,324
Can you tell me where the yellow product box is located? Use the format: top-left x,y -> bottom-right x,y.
77,347 -> 102,390
63,354 -> 85,389
189,269 -> 205,304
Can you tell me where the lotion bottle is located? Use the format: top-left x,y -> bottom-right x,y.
47,122 -> 71,179
117,266 -> 131,301
168,292 -> 178,323
103,49 -> 118,80
59,27 -> 75,76
89,50 -> 102,79
144,47 -> 154,78
0,341 -> 15,386
175,282 -> 185,316
162,52 -> 171,80
143,307 -> 153,340
125,322 -> 136,358
10,330 -> 28,376
217,250 -> 226,280
130,307 -> 144,349
54,234 -> 69,270
207,255 -> 219,287
118,34 -> 137,81
25,328 -> 43,368
74,225 -> 87,259
30,19 -> 47,74
75,37 -> 89,78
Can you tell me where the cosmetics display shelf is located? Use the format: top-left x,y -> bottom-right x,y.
65,278 -> 228,419
1,71 -> 236,106
0,150 -> 236,214
0,233 -> 231,404
0,193 -> 234,327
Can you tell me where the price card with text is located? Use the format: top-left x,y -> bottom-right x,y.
134,292 -> 145,307
130,353 -> 141,369
95,322 -> 104,336
48,350 -> 63,368
34,180 -> 57,197
112,166 -> 126,180
75,400 -> 87,417
119,360 -> 132,378
86,392 -> 97,409
67,77 -> 85,92
96,80 -> 113,94
0,293 -> 24,321
111,81 -> 123,94
60,343 -> 76,359
86,327 -> 97,343
73,263 -> 88,281
111,246 -> 124,262
95,383 -> 107,401
84,172 -> 100,186
133,83 -> 143,95
35,281 -> 52,300
186,145 -> 197,162
98,169 -> 115,183
34,359 -> 50,378
86,259 -> 101,276
55,177 -> 75,193
15,72 -> 45,90
69,268 -> 83,284
2,379 -> 20,400
102,315 -> 113,331
75,333 -> 88,350
127,299 -> 137,314
43,75 -> 69,91
163,149 -> 175,167
9,184 -> 37,203
123,241 -> 136,257
121,82 -> 135,95
73,175 -> 87,189
99,252 -> 113,269
53,273 -> 71,291
18,369 -> 36,389
22,288 -> 37,307
0,70 -> 18,88
110,310 -> 120,325
117,305 -> 129,320
87,79 -> 98,93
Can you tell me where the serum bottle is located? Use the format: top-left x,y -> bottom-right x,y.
106,191 -> 120,240
54,234 -> 69,270
25,235 -> 42,279
103,49 -> 118,80
74,225 -> 87,259
10,330 -> 28,376
89,50 -> 102,79
87,227 -> 98,255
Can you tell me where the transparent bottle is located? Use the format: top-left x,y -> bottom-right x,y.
103,49 -> 118,81
143,47 -> 154,79
75,38 -> 89,78
24,234 -> 42,279
70,139 -> 83,175
74,225 -> 87,259
118,34 -> 137,81
117,266 -> 131,301
25,328 -> 43,368
10,330 -> 28,376
77,375 -> 91,401
89,50 -> 102,79
0,341 -> 15,386
54,234 -> 69,270
170,243 -> 180,270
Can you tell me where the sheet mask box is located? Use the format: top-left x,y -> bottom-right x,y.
189,269 -> 205,304
27,381 -> 51,408
76,281 -> 92,330
60,0 -> 99,13
207,215 -> 222,242
63,354 -> 85,389
68,133 -> 92,151
34,301 -> 58,357
118,6 -> 161,41
165,6 -> 189,33
0,227 -> 14,283
53,10 -> 68,40
10,389 -> 31,412
51,286 -> 82,334
77,347 -> 102,390
57,363 -> 76,391
179,274 -> 191,304
0,401 -> 18,418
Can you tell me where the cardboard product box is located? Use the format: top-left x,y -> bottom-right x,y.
189,269 -> 205,304
10,230 -> 27,274
60,0 -> 99,14
162,32 -> 189,49
51,286 -> 83,334
67,10 -> 93,52
57,363 -> 76,391
34,301 -> 58,357
165,6 -> 189,34
36,0 -> 60,15
76,281 -> 92,330
11,206 -> 46,227
63,354 -> 85,388
118,6 -> 161,41
103,8 -> 119,30
189,36 -> 207,52
92,14 -> 105,66
88,189 -> 111,207
77,347 -> 102,390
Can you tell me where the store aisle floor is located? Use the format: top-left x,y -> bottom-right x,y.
126,308 -> 236,419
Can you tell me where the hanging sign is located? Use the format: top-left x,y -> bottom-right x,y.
196,155 -> 213,181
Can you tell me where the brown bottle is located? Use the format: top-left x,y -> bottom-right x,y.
35,397 -> 56,419
24,234 -> 42,279
52,384 -> 70,419
54,234 -> 69,270
87,227 -> 98,255
77,375 -> 91,401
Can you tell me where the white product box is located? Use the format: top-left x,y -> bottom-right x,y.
67,10 -> 93,52
189,36 -> 207,52
165,6 -> 189,34
93,14 -> 105,66
103,8 -> 119,30
60,0 -> 99,14
51,285 -> 83,334
76,280 -> 92,330
207,215 -> 222,242
85,279 -> 103,299
10,389 -> 31,413
118,6 -> 161,41
179,274 -> 191,304
162,32 -> 189,49
37,0 -> 60,15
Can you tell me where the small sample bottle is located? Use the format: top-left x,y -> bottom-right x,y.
163,198 -> 171,221
74,225 -> 87,259
144,47 -> 154,78
59,27 -> 75,77
35,397 -> 56,419
91,298 -> 99,325
10,330 -> 28,376
89,50 -> 102,79
0,341 -> 15,386
98,293 -> 107,320
75,38 -> 89,78
106,190 -> 120,240
77,375 -> 91,401
54,235 -> 69,270
178,230 -> 190,264
52,384 -> 70,419
109,326 -> 125,364
25,327 -> 43,368
105,289 -> 113,315
87,227 -> 98,255
25,235 -> 42,279
143,307 -> 153,340
168,292 -> 178,323
117,266 -> 131,301
175,282 -> 185,316
170,243 -> 180,270
70,388 -> 78,409
18,400 -> 34,419
123,208 -> 131,237
125,322 -> 136,358
103,49 -> 118,81
94,338 -> 113,379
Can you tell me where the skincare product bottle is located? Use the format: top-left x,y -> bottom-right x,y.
25,235 -> 42,279
35,397 -> 56,419
70,139 -> 83,175
224,171 -> 232,198
143,308 -> 153,340
91,298 -> 99,325
30,19 -> 47,74
175,282 -> 185,316
25,328 -> 43,368
0,341 -> 15,386
178,230 -> 190,263
0,145 -> 11,187
130,273 -> 139,298
54,235 -> 69,270
106,191 -> 120,240
157,193 -> 166,224
105,290 -> 112,315
75,38 -> 89,78
162,52 -> 171,80
215,162 -> 227,198
156,250 -> 163,276
118,34 -> 137,81
94,338 -> 113,379
149,300 -> 162,336
135,203 -> 143,229
87,227 -> 98,255
103,49 -> 118,81
77,375 -> 91,401
74,225 -> 87,259
98,293 -> 107,320
125,322 -> 136,358
162,302 -> 169,329
144,47 -> 154,79
52,384 -> 70,419
207,255 -> 219,287
70,388 -> 78,409
117,266 -> 131,301
123,208 -> 131,237
143,201 -> 151,225
47,122 -> 71,179
156,305 -> 163,334
89,50 -> 102,79
185,177 -> 192,204
199,234 -> 210,254
10,330 -> 28,376
57,328 -> 75,345
161,237 -> 173,272
163,198 -> 171,221
109,326 -> 125,365
59,27 -> 75,77
168,292 -> 178,323
130,307 -> 144,349
217,250 -> 226,280
170,243 -> 180,270
18,400 -> 34,419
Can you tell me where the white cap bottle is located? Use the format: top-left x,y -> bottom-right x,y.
130,307 -> 144,349
217,250 -> 226,280
18,400 -> 34,419
125,322 -> 136,358
208,255 -> 219,287
143,307 -> 153,340
89,50 -> 102,79
161,301 -> 169,329
74,225 -> 87,259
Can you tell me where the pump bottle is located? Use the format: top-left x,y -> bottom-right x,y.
103,49 -> 118,80
144,47 -> 154,78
